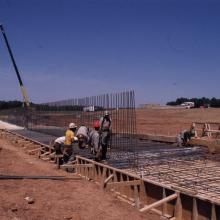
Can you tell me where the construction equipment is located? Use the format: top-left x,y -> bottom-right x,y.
0,24 -> 30,107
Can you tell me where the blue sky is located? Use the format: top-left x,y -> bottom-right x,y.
0,0 -> 220,105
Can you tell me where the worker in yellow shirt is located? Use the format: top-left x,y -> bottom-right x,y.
63,122 -> 77,163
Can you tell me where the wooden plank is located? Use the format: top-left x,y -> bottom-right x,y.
192,198 -> 198,220
72,164 -> 93,168
114,191 -> 134,202
41,157 -> 50,161
27,148 -> 42,154
140,193 -> 178,213
101,167 -> 107,189
174,193 -> 182,220
134,185 -> 140,209
75,157 -> 79,174
104,174 -> 114,186
85,165 -> 88,179
48,152 -> 55,158
116,195 -> 133,205
211,204 -> 217,220
171,186 -> 197,196
40,152 -> 50,157
162,188 -> 168,216
60,161 -> 77,169
113,170 -> 118,192
139,180 -> 148,204
108,180 -> 141,187
87,166 -> 93,180
91,164 -> 96,181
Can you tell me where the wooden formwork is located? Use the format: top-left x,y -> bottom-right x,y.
189,122 -> 220,153
74,155 -> 219,220
0,129 -> 219,220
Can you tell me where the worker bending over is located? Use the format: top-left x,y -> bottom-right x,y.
177,123 -> 197,146
76,125 -> 89,148
52,136 -> 65,154
63,123 -> 78,163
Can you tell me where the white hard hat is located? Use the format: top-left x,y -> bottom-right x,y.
69,123 -> 77,129
104,110 -> 109,116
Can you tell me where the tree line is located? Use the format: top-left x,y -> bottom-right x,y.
167,97 -> 220,108
0,100 -> 104,111
0,100 -> 23,110
0,101 -> 81,111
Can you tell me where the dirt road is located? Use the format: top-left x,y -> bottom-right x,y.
0,138 -> 157,220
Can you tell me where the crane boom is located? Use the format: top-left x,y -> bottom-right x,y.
0,24 -> 30,107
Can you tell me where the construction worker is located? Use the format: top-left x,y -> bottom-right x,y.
52,136 -> 65,154
63,123 -> 77,163
89,120 -> 101,161
99,111 -> 112,160
189,123 -> 197,138
177,123 -> 197,146
76,125 -> 89,148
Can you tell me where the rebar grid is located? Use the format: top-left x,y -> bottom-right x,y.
125,144 -> 220,204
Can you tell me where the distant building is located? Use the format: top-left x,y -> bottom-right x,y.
181,102 -> 195,109
83,106 -> 95,112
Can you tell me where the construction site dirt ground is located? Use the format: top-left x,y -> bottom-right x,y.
136,108 -> 220,135
0,138 -> 158,220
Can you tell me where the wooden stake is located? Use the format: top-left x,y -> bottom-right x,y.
192,198 -> 198,220
174,193 -> 182,220
104,174 -> 114,187
162,188 -> 168,216
134,185 -> 140,209
101,167 -> 107,189
211,203 -> 217,220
